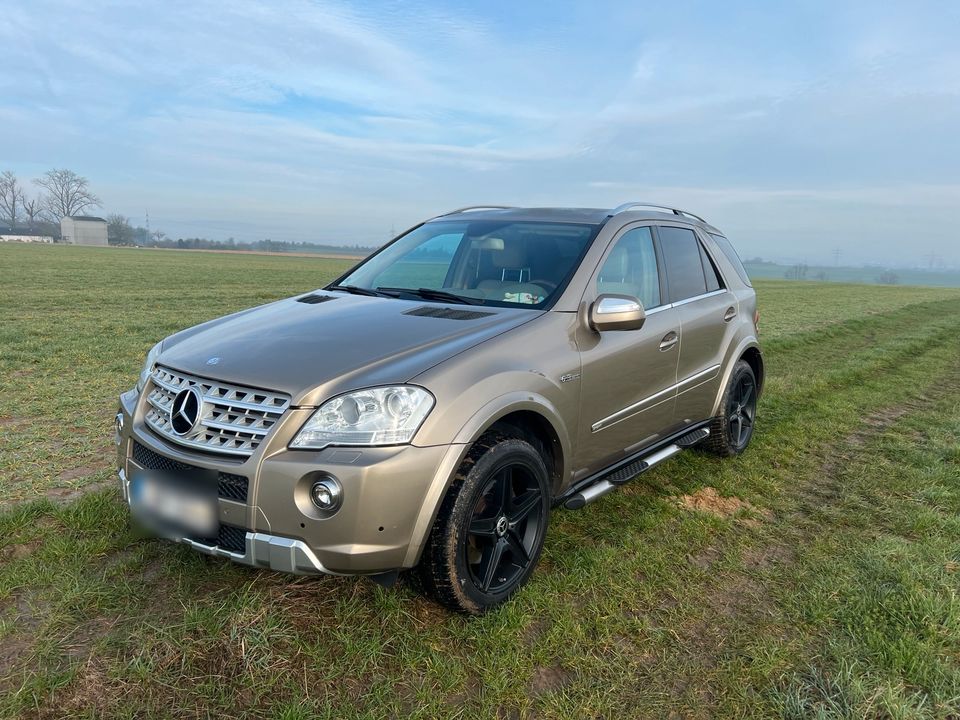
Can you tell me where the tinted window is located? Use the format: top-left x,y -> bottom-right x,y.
699,243 -> 722,292
658,226 -> 706,302
338,220 -> 598,308
596,226 -> 661,309
709,233 -> 752,287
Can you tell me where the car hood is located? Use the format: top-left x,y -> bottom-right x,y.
159,292 -> 540,406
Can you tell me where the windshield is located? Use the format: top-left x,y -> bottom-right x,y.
332,220 -> 599,308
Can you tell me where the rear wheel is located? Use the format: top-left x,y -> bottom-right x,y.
704,360 -> 758,456
418,435 -> 550,614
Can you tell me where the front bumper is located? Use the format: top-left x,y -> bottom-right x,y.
116,388 -> 461,575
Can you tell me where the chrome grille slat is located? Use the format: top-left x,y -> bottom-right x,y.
144,366 -> 290,457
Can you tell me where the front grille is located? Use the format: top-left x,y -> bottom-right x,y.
144,365 -> 290,457
132,441 -> 250,502
192,523 -> 247,554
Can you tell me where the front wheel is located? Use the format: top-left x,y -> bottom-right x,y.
704,360 -> 758,457
417,435 -> 550,614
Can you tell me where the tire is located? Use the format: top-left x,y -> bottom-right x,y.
703,360 -> 758,457
417,434 -> 551,614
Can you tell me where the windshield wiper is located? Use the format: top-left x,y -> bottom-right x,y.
377,287 -> 481,305
328,284 -> 391,298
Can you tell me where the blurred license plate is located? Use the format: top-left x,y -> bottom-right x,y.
130,470 -> 218,538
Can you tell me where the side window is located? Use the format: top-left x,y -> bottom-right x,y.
658,226 -> 707,302
596,226 -> 661,309
708,233 -> 752,287
699,242 -> 722,292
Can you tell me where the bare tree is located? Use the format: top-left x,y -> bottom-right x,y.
106,213 -> 134,245
152,229 -> 166,243
23,197 -> 41,229
33,169 -> 101,221
0,170 -> 26,227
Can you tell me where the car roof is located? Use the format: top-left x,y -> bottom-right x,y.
431,206 -> 723,235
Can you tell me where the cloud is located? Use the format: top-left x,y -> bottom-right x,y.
0,0 -> 958,265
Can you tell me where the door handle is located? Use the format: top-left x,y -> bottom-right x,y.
723,306 -> 737,322
659,331 -> 679,351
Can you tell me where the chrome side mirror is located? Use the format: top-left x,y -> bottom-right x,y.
589,294 -> 646,331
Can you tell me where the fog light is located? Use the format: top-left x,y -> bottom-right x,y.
115,412 -> 125,444
310,478 -> 342,511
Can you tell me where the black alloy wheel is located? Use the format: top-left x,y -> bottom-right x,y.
726,371 -> 756,450
417,435 -> 551,613
704,360 -> 759,457
465,464 -> 545,594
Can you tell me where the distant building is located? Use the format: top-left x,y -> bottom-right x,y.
0,230 -> 54,243
60,216 -> 108,246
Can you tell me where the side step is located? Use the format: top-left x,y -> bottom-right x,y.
676,426 -> 711,448
563,429 -> 709,510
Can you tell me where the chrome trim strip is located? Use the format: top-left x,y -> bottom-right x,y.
676,364 -> 722,394
203,396 -> 287,413
138,426 -> 255,457
670,289 -> 728,308
592,384 -> 676,433
201,419 -> 270,437
592,364 -> 723,433
600,289 -> 728,317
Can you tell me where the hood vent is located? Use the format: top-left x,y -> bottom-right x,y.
297,294 -> 336,304
403,306 -> 494,321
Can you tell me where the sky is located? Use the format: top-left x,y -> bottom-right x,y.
2,0 -> 959,266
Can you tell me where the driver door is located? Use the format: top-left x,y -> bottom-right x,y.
574,225 -> 681,475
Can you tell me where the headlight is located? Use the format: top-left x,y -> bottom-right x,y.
290,386 -> 434,449
136,341 -> 163,392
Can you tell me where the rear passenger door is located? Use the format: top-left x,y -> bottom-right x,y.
656,225 -> 738,426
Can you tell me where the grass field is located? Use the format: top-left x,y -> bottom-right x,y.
2,243 -> 960,719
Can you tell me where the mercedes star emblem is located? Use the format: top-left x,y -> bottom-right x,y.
169,386 -> 203,436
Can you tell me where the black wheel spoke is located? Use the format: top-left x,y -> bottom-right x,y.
508,490 -> 539,526
506,531 -> 529,565
480,538 -> 506,592
730,415 -> 742,444
469,516 -> 498,537
491,469 -> 511,516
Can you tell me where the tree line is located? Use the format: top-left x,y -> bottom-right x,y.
0,169 -> 101,233
3,167 -> 378,254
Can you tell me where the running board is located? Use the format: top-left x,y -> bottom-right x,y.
675,426 -> 711,448
563,429 -> 709,510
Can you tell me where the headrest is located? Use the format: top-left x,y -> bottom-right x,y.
492,242 -> 527,268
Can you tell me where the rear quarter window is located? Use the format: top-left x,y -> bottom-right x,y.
708,233 -> 752,287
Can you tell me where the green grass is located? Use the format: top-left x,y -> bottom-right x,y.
2,243 -> 960,718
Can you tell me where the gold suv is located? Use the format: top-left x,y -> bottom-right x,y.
117,203 -> 763,613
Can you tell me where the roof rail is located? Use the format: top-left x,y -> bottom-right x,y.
608,202 -> 707,224
437,205 -> 515,217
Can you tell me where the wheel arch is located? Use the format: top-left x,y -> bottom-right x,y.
402,393 -> 571,568
740,345 -> 765,397
710,337 -> 764,417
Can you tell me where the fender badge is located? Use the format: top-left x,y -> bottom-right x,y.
560,373 -> 580,383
